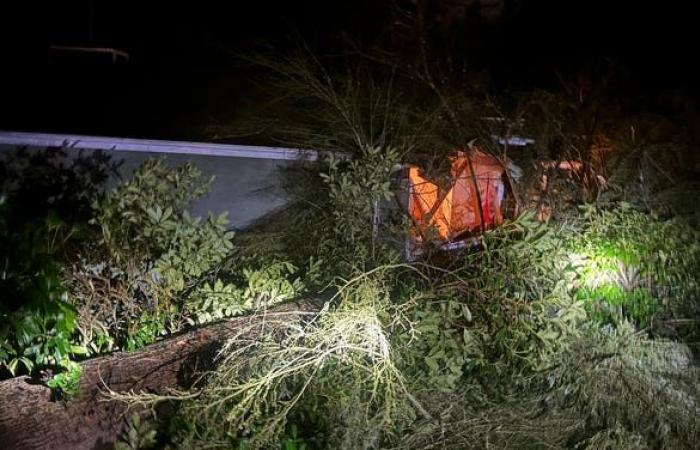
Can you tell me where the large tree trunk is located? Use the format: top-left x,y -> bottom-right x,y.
0,299 -> 322,450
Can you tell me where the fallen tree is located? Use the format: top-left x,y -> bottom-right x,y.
0,298 -> 322,450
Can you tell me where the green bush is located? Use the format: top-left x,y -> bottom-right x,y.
267,146 -> 402,280
0,287 -> 83,376
186,262 -> 308,325
0,149 -> 115,379
567,203 -> 700,328
0,200 -> 86,377
394,295 -> 476,391
317,146 -> 400,270
396,213 -> 586,384
91,159 -> 212,261
400,323 -> 700,450
46,361 -> 83,400
71,158 -> 235,352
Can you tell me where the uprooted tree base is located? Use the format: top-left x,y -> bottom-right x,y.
0,299 -> 322,450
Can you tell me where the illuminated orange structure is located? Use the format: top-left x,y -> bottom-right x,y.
407,149 -> 505,246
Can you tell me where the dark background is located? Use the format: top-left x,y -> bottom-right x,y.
1,1 -> 697,140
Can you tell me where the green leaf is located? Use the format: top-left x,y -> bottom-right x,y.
70,345 -> 88,355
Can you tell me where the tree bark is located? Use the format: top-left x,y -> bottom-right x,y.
0,299 -> 322,450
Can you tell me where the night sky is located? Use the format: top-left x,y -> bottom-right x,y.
1,1 -> 697,140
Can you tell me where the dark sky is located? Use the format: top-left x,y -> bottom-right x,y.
1,1 -> 697,139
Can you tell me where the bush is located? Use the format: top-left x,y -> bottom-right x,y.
393,213 -> 586,389
0,149 -> 115,377
71,158 -> 235,351
567,203 -> 700,329
400,324 -> 700,450
0,203 -> 82,375
186,261 -> 310,325
110,205 -> 700,449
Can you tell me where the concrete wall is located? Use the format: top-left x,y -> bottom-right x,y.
1,145 -> 294,230
109,150 -> 293,229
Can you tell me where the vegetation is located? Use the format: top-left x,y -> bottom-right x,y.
568,204 -> 700,329
72,158 -> 235,352
0,149 -> 116,380
127,46 -> 697,450
0,152 -> 305,397
1,43 -> 699,450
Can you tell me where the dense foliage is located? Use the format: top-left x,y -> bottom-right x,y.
71,158 -> 235,352
568,204 -> 700,329
122,46 -> 699,449
1,149 -> 117,377
2,45 -> 700,450
109,148 -> 699,450
0,153 -> 306,395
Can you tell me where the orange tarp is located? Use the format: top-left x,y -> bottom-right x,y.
408,150 -> 505,242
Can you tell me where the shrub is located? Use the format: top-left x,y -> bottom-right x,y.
400,324 -> 700,450
567,203 -> 700,329
0,151 -> 105,377
397,213 -> 587,384
46,361 -> 83,401
0,206 -> 81,375
186,261 -> 309,325
71,158 -> 234,351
